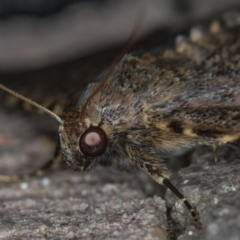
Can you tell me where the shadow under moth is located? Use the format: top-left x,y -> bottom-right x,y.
0,11 -> 240,230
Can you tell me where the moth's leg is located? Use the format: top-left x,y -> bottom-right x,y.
126,144 -> 202,229
0,143 -> 61,182
147,168 -> 202,229
162,178 -> 202,229
212,144 -> 218,162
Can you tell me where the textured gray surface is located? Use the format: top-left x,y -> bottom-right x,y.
0,171 -> 167,239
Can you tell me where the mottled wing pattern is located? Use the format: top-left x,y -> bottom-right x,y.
144,13 -> 240,143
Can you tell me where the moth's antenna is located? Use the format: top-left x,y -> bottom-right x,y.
0,83 -> 63,124
79,7 -> 146,121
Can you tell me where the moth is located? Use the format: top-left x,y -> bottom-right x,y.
0,11 -> 240,230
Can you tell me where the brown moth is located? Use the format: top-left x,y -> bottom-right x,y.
0,11 -> 240,230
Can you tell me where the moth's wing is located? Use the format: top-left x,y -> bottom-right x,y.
142,12 -> 240,144
146,75 -> 240,144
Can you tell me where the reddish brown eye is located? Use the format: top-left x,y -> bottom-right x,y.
79,126 -> 108,157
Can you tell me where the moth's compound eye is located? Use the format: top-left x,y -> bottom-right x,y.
79,126 -> 108,157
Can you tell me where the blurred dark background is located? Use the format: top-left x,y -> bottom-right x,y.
0,0 -> 239,72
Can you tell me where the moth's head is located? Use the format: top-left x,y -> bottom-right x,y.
58,106 -> 109,172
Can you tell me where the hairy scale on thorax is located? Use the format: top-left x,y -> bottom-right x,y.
0,11 -> 240,229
